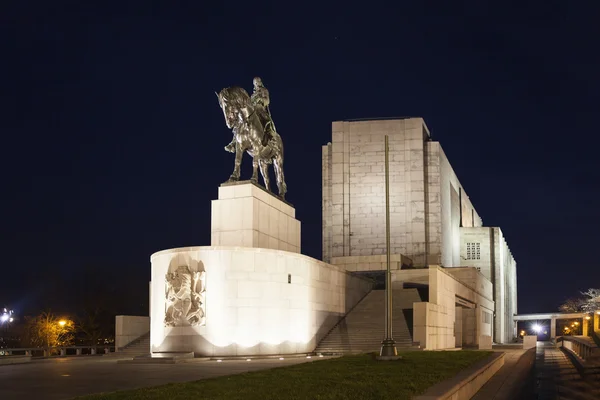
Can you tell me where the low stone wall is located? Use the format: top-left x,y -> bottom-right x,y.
0,355 -> 32,365
523,335 -> 537,350
115,316 -> 150,349
150,246 -> 373,357
414,352 -> 505,400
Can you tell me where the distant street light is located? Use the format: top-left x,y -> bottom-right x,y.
0,309 -> 14,324
58,320 -> 67,327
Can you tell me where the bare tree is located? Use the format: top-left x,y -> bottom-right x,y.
580,288 -> 600,312
559,288 -> 600,313
77,308 -> 104,346
559,297 -> 586,313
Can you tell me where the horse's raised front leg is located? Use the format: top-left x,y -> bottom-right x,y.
273,156 -> 287,199
251,158 -> 259,184
259,159 -> 270,192
227,143 -> 243,182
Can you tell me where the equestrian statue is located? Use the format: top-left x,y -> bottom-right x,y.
216,77 -> 287,199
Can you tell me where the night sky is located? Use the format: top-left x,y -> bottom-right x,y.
2,2 -> 599,317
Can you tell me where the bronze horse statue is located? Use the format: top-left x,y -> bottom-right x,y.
216,86 -> 287,199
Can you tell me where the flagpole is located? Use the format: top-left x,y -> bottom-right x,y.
379,134 -> 398,358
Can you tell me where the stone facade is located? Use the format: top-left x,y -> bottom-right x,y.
393,266 -> 494,350
322,118 -> 518,344
322,118 -> 481,267
330,254 -> 413,272
150,246 -> 373,356
460,227 -> 517,343
211,182 -> 301,253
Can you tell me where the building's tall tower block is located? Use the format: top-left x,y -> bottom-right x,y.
322,117 -> 518,343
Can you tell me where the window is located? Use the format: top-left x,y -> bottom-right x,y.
466,242 -> 481,260
483,311 -> 492,324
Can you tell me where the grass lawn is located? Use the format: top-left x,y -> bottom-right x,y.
81,351 -> 492,400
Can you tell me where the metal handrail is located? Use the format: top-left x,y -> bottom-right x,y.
0,345 -> 116,357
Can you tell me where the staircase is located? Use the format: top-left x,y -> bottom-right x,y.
110,332 -> 150,358
314,288 -> 422,354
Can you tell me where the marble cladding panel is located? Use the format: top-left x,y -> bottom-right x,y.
212,183 -> 300,253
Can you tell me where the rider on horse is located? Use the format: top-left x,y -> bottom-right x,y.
224,77 -> 276,152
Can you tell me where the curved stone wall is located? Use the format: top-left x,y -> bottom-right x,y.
150,246 -> 373,357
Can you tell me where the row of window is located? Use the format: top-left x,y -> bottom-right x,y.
466,242 -> 481,260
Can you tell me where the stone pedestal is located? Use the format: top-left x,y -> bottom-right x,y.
523,335 -> 537,350
211,181 -> 301,253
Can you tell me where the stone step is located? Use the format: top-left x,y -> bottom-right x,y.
314,289 -> 420,354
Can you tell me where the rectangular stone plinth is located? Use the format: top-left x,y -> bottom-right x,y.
211,181 -> 301,253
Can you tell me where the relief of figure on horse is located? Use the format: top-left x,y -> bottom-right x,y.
216,77 -> 287,199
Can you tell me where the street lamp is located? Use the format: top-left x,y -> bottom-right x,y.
58,320 -> 66,327
0,309 -> 14,324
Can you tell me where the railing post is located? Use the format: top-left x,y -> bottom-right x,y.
91,347 -> 96,355
76,348 -> 82,356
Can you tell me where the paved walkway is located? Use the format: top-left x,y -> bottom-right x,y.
472,347 -> 534,400
535,342 -> 600,399
0,355 -> 332,400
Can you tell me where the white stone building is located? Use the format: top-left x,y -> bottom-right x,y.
119,118 -> 509,357
322,118 -> 517,343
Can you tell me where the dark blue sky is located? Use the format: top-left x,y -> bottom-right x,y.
1,1 -> 599,316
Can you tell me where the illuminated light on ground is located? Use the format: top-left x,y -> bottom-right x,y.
216,359 -> 222,362
246,359 -> 251,361
279,357 -> 284,360
306,356 -> 311,359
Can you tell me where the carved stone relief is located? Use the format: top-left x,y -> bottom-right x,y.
164,265 -> 206,327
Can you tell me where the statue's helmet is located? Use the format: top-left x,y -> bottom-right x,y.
253,77 -> 263,87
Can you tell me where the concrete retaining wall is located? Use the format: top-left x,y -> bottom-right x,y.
415,352 -> 505,400
115,316 -> 149,350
